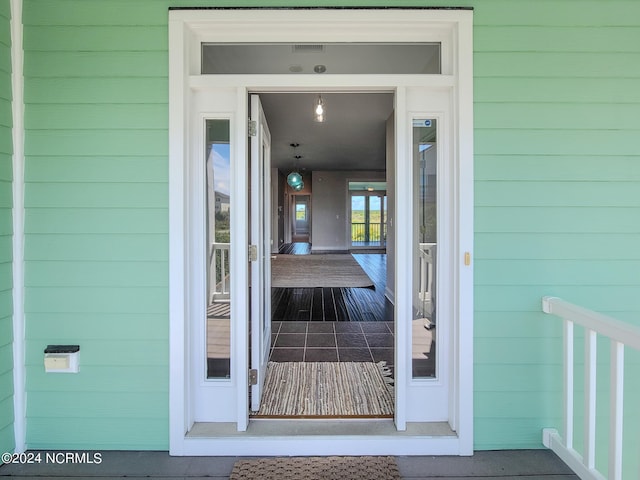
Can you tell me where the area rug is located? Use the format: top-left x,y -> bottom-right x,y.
254,361 -> 394,417
230,456 -> 401,480
271,254 -> 374,288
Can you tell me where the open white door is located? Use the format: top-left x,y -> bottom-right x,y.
249,94 -> 272,412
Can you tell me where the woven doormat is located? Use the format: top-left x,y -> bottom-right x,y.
230,456 -> 401,480
254,361 -> 394,417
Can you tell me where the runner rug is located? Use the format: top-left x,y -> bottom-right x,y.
254,361 -> 394,417
230,456 -> 401,480
271,254 -> 374,288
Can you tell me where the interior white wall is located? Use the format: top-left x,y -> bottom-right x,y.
311,170 -> 386,252
385,112 -> 395,303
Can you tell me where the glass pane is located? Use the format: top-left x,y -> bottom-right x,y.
296,203 -> 306,221
202,43 -> 441,75
412,119 -> 437,379
383,196 -> 388,245
369,196 -> 381,246
206,119 -> 231,379
351,195 -> 365,246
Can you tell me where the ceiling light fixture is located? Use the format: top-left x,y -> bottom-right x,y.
286,143 -> 304,190
314,95 -> 325,123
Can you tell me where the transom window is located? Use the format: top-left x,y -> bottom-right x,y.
202,43 -> 441,74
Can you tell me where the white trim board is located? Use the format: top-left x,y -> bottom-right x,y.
10,0 -> 26,455
169,8 -> 474,456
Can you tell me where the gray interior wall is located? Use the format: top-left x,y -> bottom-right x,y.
385,112 -> 395,302
270,167 -> 279,253
311,170 -> 386,252
277,170 -> 285,249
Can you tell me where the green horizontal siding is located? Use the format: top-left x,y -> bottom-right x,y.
471,0 -> 640,466
25,79 -> 168,104
25,183 -> 167,208
476,156 -> 640,182
25,157 -> 167,182
25,366 -> 167,393
20,0 -> 640,460
475,77 -> 640,103
474,26 -> 640,53
0,0 -> 12,458
26,340 -> 167,366
25,262 -> 167,287
25,235 -> 168,261
23,0 -> 169,450
25,287 -> 168,314
24,25 -> 167,51
25,209 -> 169,234
26,418 -> 167,450
26,313 -> 168,341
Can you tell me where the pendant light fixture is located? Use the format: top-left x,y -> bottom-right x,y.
314,94 -> 325,123
286,143 -> 304,190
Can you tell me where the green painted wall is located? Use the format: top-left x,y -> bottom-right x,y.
22,0 -> 170,451
0,0 -> 14,457
20,0 -> 640,457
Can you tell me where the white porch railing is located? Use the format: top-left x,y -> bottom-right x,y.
418,243 -> 436,319
542,296 -> 640,480
209,242 -> 230,302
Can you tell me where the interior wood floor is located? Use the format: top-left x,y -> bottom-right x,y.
271,242 -> 434,377
272,243 -> 393,322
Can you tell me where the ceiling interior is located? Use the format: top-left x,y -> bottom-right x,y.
258,92 -> 394,173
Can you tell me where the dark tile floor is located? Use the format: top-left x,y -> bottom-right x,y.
270,320 -> 395,371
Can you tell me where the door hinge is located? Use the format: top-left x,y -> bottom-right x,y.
248,120 -> 257,137
249,244 -> 258,262
249,369 -> 258,386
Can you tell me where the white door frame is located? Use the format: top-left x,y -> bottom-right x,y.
169,8 -> 474,456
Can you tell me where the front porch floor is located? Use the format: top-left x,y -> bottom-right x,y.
0,449 -> 578,479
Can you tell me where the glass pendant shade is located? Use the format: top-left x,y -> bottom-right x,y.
287,171 -> 303,188
292,181 -> 304,191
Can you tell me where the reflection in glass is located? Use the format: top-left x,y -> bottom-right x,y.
202,43 -> 441,75
206,120 -> 231,379
412,119 -> 437,378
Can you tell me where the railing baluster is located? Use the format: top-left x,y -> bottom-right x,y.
584,328 -> 597,470
609,340 -> 624,480
564,320 -> 574,449
542,296 -> 640,480
220,248 -> 227,295
209,243 -> 231,300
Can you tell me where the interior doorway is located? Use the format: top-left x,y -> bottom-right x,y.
252,91 -> 396,418
292,195 -> 310,243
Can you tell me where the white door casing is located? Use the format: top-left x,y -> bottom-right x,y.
249,94 -> 272,412
169,8 -> 474,456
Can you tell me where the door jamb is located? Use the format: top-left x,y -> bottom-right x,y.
169,8 -> 474,456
